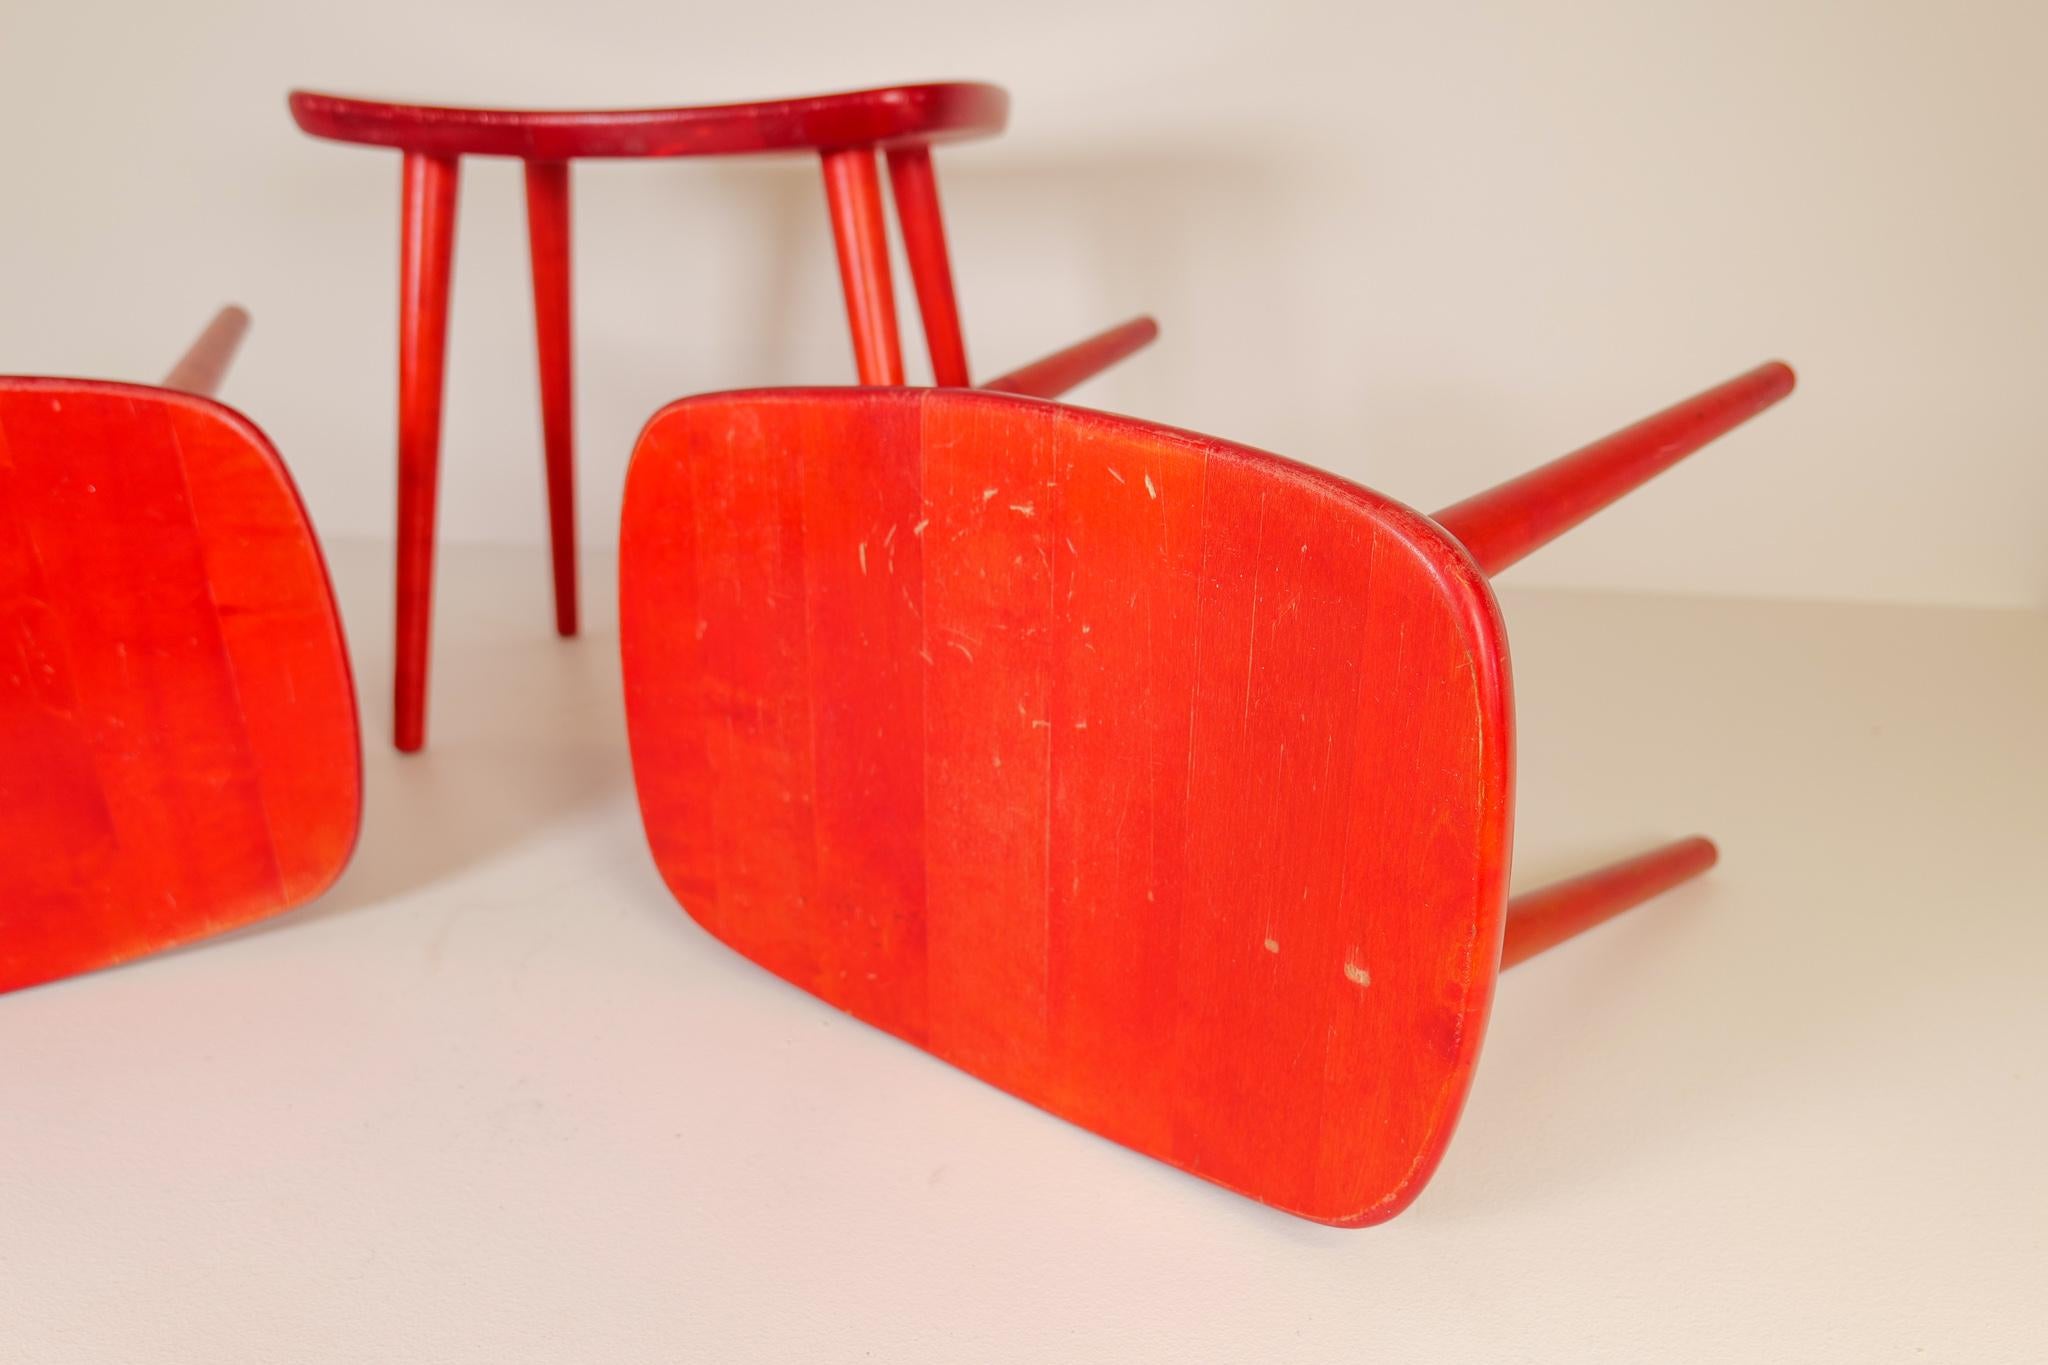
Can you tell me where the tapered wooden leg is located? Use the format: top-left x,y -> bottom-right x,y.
395,151 -> 460,753
162,305 -> 251,397
1500,837 -> 1718,969
820,148 -> 905,385
979,317 -> 1161,399
1433,362 -> 1796,577
524,159 -> 577,638
884,145 -> 969,386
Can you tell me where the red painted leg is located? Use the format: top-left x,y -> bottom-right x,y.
820,148 -> 905,385
1499,837 -> 1718,969
395,151 -> 460,753
884,145 -> 969,386
979,317 -> 1161,399
524,159 -> 578,638
162,305 -> 251,397
1433,362 -> 1796,576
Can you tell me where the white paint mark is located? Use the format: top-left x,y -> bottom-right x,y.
1144,473 -> 1158,499
1073,719 -> 1088,730
1106,466 -> 1125,485
913,518 -> 930,537
1263,938 -> 1280,954
982,487 -> 998,502
1343,959 -> 1371,987
1008,502 -> 1035,517
858,542 -> 868,575
1081,623 -> 1091,634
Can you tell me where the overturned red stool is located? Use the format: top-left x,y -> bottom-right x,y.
291,81 -> 1149,751
0,308 -> 361,994
617,359 -> 1794,1225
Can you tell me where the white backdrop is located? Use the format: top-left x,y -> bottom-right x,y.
3,0 -> 2044,610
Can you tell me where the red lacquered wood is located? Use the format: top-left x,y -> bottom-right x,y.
978,316 -> 1161,399
0,368 -> 360,995
1433,362 -> 1796,576
162,305 -> 251,397
619,362 -> 1789,1225
394,151 -> 459,753
885,145 -> 970,386
1500,837 -> 1718,969
621,387 -> 1514,1226
288,83 -> 1009,161
821,148 -> 905,386
524,159 -> 578,638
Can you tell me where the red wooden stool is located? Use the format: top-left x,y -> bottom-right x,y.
617,359 -> 1795,1224
0,308 -> 361,994
292,81 -> 1147,752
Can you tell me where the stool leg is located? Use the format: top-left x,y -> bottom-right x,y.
1500,837 -> 1718,968
1433,363 -> 1795,577
524,159 -> 577,638
979,317 -> 1160,399
820,148 -> 905,385
884,145 -> 969,386
395,151 -> 460,753
162,305 -> 251,397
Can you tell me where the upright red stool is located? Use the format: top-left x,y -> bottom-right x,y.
293,82 -> 1143,752
0,308 -> 361,994
616,360 -> 1794,1225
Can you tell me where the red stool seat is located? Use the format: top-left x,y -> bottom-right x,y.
289,82 -> 1008,159
0,310 -> 361,993
617,362 -> 1793,1224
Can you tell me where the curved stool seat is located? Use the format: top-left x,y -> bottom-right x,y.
0,308 -> 361,994
618,361 -> 1794,1225
289,82 -> 1008,159
291,79 -> 1149,751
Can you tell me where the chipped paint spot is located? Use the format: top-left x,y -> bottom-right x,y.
1106,466 -> 1125,484
1009,502 -> 1035,517
883,524 -> 896,548
858,542 -> 867,575
1144,473 -> 1158,499
1343,959 -> 1371,987
948,640 -> 974,662
1263,938 -> 1280,954
982,487 -> 998,502
912,518 -> 930,537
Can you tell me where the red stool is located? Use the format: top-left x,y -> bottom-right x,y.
616,360 -> 1794,1224
0,308 -> 361,993
292,81 -> 1117,752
